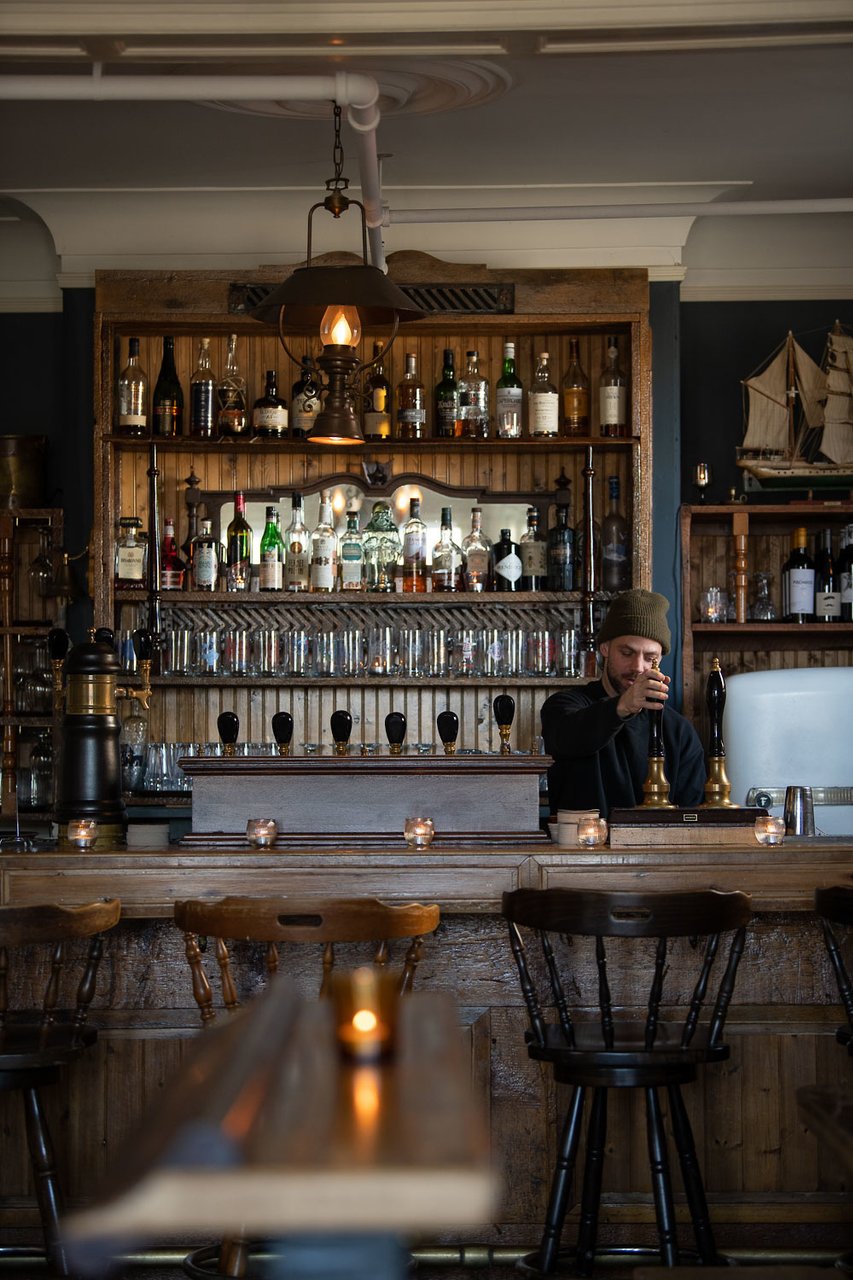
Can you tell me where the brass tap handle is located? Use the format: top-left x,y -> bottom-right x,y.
641,658 -> 674,808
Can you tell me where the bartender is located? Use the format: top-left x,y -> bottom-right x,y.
541,589 -> 705,818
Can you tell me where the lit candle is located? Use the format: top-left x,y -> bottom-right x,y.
403,816 -> 435,848
332,967 -> 398,1061
754,814 -> 785,846
577,816 -> 609,848
246,818 -> 278,848
66,819 -> 98,849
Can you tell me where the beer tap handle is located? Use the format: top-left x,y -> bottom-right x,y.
217,711 -> 240,758
493,694 -> 515,756
385,711 -> 406,756
331,708 -> 353,756
271,711 -> 294,757
703,657 -> 735,807
48,627 -> 70,662
436,710 -> 459,755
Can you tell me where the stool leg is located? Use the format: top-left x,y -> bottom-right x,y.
667,1083 -> 718,1264
22,1085 -> 69,1277
645,1086 -> 678,1267
575,1087 -> 608,1277
218,1237 -> 250,1278
538,1085 -> 586,1274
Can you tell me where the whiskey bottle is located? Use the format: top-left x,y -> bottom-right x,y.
151,336 -> 183,438
599,335 -> 628,438
225,491 -> 253,591
363,342 -> 391,441
395,352 -> 427,440
435,348 -> 460,440
519,507 -> 547,591
291,356 -> 321,439
528,351 -> 559,439
561,337 -> 589,436
190,518 -> 219,591
458,349 -> 489,438
114,516 -> 147,590
252,370 -> 288,439
216,334 -> 249,436
259,505 -> 284,591
189,337 -> 216,439
401,497 -> 427,592
461,506 -> 493,592
284,491 -> 310,592
117,338 -> 148,436
309,490 -> 338,593
495,341 -> 523,439
431,507 -> 463,592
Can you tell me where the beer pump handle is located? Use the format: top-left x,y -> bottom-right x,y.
436,710 -> 459,755
271,711 -> 294,757
331,709 -> 353,755
493,694 -> 515,756
217,711 -> 240,758
385,711 -> 407,755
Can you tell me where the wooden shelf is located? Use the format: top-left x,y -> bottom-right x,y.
140,674 -> 584,688
693,622 -> 853,634
106,434 -> 639,453
116,589 -> 590,607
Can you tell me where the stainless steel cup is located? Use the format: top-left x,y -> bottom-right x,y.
783,785 -> 815,837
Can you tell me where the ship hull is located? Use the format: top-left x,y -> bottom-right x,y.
737,456 -> 853,488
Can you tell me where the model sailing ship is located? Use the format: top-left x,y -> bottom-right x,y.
738,321 -> 853,487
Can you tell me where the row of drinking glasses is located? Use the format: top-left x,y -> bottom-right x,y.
131,741 -> 283,793
116,625 -> 581,679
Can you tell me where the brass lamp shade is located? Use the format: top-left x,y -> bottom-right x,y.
250,265 -> 423,330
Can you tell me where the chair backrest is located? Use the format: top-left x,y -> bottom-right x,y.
173,896 -> 441,1024
502,887 -> 751,1053
815,886 -> 853,1032
0,898 -> 121,1038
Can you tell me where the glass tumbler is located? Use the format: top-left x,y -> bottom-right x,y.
426,628 -> 449,678
398,628 -> 425,678
503,628 -> 526,677
221,627 -> 250,676
194,629 -> 220,675
366,625 -> 398,676
337,628 -> 365,676
313,629 -> 340,678
282,628 -> 310,676
451,628 -> 480,678
526,629 -> 556,676
162,628 -> 193,675
480,628 -> 505,678
251,628 -> 280,676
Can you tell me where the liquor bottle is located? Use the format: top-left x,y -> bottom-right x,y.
310,489 -> 338,593
401,497 -> 427,593
547,506 -> 574,591
494,528 -> 522,592
561,337 -> 589,436
814,527 -> 840,622
782,526 -> 815,623
600,475 -> 631,592
495,341 -> 523,439
151,336 -> 183,438
284,491 -> 310,592
114,516 -> 147,590
190,518 -> 220,591
528,351 -> 559,439
362,500 -> 402,593
189,337 -> 216,439
258,505 -> 284,591
225,491 -> 253,592
839,524 -> 853,622
434,348 -> 460,440
216,334 -> 249,436
432,507 -> 464,592
461,506 -> 493,592
252,370 -> 288,439
160,517 -> 185,590
339,510 -> 365,590
519,507 -> 547,591
599,335 -> 628,438
395,352 -> 427,440
117,338 -> 148,437
363,343 -> 392,441
291,356 -> 321,439
458,349 -> 489,438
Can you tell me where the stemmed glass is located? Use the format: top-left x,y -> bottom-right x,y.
28,527 -> 54,598
753,572 -> 777,621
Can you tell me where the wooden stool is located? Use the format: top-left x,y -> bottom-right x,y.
173,895 -> 441,1280
0,898 -> 121,1276
502,887 -> 751,1277
814,885 -> 853,1053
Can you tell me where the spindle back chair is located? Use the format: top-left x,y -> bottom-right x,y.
502,887 -> 751,1276
0,897 -> 121,1277
814,885 -> 853,1052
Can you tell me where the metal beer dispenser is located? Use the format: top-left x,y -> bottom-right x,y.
52,627 -> 152,849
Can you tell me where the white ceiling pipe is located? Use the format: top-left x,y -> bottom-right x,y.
0,69 -> 387,269
389,198 -> 853,222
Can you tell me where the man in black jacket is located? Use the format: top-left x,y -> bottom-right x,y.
541,589 -> 705,818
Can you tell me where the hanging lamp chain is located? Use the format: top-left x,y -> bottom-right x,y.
324,102 -> 350,216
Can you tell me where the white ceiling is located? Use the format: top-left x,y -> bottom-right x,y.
1,0 -> 852,301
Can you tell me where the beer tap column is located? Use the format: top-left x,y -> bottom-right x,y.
641,658 -> 675,809
703,657 -> 735,807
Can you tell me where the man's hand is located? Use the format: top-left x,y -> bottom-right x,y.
616,668 -> 670,719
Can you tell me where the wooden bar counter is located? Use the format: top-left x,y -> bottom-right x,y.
2,837 -> 852,1258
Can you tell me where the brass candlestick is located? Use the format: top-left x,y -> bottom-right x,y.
703,657 -> 735,807
641,659 -> 675,809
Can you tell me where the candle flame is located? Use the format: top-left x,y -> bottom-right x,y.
352,1008 -> 378,1034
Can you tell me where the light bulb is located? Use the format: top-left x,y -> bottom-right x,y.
320,305 -> 361,348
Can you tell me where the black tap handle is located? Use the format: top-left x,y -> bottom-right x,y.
132,628 -> 153,662
217,711 -> 240,746
94,627 -> 115,648
436,710 -> 459,746
493,694 -> 516,728
271,711 -> 294,746
384,711 -> 407,747
47,627 -> 70,662
706,658 -> 726,758
331,709 -> 353,743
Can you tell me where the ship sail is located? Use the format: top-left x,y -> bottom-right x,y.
742,342 -> 790,452
821,329 -> 853,465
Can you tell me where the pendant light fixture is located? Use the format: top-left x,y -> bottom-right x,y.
251,104 -> 422,445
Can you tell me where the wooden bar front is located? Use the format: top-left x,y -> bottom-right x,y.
1,839 -> 852,1258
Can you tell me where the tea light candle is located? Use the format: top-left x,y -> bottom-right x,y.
403,816 -> 435,848
67,819 -> 98,849
246,818 -> 278,848
754,814 -> 785,846
577,816 -> 609,848
332,966 -> 398,1061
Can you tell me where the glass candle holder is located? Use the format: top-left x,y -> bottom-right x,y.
754,814 -> 785,846
403,816 -> 435,848
331,966 -> 399,1061
577,816 -> 609,848
67,819 -> 98,849
246,818 -> 278,848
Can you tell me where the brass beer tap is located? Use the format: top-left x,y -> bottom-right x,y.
702,657 -> 735,807
641,658 -> 675,809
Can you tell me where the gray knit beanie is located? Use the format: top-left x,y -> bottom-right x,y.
596,589 -> 671,655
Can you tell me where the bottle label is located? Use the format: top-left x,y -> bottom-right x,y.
153,401 -> 180,436
340,545 -> 363,587
253,405 -> 288,432
364,411 -> 391,439
563,388 -> 590,428
495,388 -> 522,414
398,409 -> 426,426
403,530 -> 426,563
495,551 -> 522,584
600,386 -> 627,426
119,412 -> 146,429
842,569 -> 853,604
521,542 -> 547,576
815,590 -> 840,619
529,394 -> 559,436
464,547 -> 490,589
259,553 -> 283,590
789,568 -> 815,613
286,547 -> 309,591
190,383 -> 216,434
116,545 -> 145,582
436,402 -> 459,436
193,545 -> 218,589
310,536 -> 337,591
292,406 -> 318,434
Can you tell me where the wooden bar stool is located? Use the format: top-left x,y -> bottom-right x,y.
814,885 -> 853,1054
502,887 -> 751,1277
173,895 -> 441,1280
0,898 -> 121,1276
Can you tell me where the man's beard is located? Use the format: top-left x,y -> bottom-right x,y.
603,656 -> 635,697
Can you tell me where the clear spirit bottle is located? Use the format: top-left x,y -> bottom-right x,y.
461,506 -> 493,592
458,349 -> 489,438
431,507 -> 464,592
189,337 -> 216,439
519,507 -> 547,591
339,510 -> 365,590
216,333 -> 249,436
401,497 -> 427,592
117,338 -> 148,437
599,335 -> 628,438
310,490 -> 338,593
